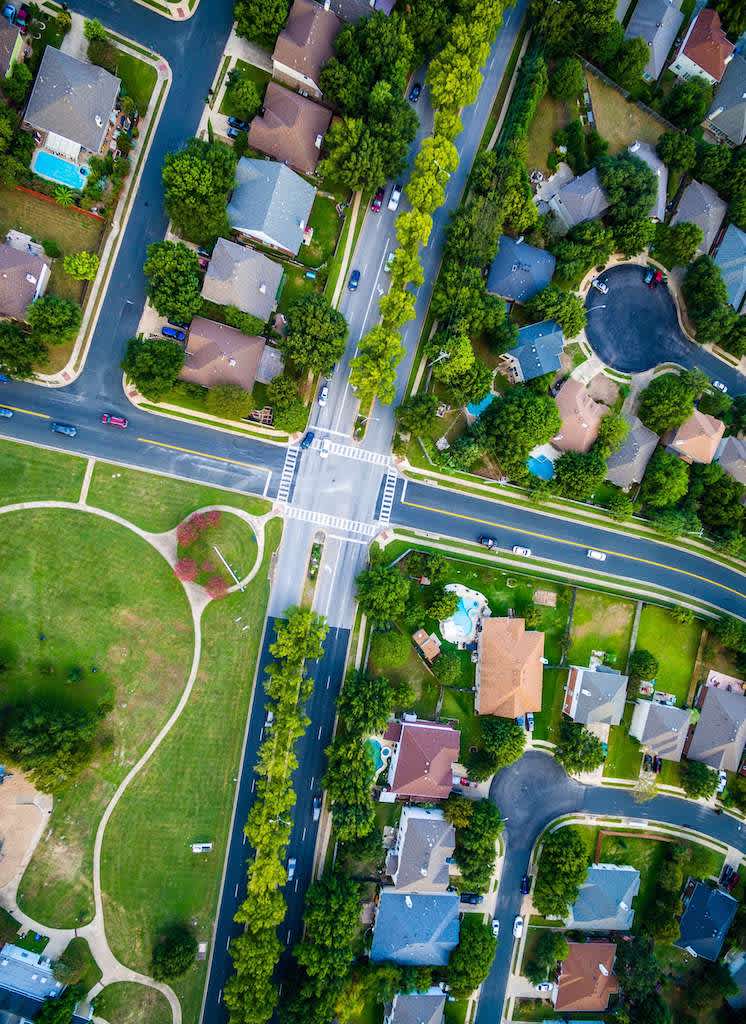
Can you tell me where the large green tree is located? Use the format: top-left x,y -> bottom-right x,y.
234,0 -> 290,47
525,285 -> 586,337
716,0 -> 746,35
121,336 -> 185,402
525,931 -> 569,985
396,392 -> 439,436
663,77 -> 713,131
639,449 -> 690,509
554,721 -> 606,775
529,0 -> 616,55
446,915 -> 497,997
0,321 -> 47,378
551,219 -> 615,286
598,152 -> 657,226
656,130 -> 697,172
482,386 -> 561,478
533,826 -> 588,917
681,759 -> 718,799
637,372 -> 696,433
549,57 -> 585,100
162,138 -> 236,244
355,563 -> 410,625
553,450 -> 607,500
143,241 -> 203,323
653,221 -> 703,267
349,325 -> 402,406
446,797 -> 504,892
152,923 -> 197,980
282,294 -> 348,374
26,295 -> 81,344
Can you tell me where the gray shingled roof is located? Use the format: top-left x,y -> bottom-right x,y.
568,667 -> 628,726
714,223 -> 746,311
24,46 -> 120,153
675,882 -> 738,960
386,807 -> 455,892
548,168 -> 609,231
383,992 -> 446,1024
717,435 -> 746,485
671,180 -> 727,253
629,700 -> 691,761
625,0 -> 684,80
228,159 -> 317,256
627,141 -> 668,220
569,864 -> 640,932
707,54 -> 746,145
486,236 -> 556,302
687,686 -> 746,772
201,239 -> 283,322
605,414 -> 659,489
0,18 -> 21,78
370,891 -> 460,966
510,320 -> 565,381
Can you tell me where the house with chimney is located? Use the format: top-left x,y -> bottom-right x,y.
228,159 -> 317,257
666,409 -> 726,465
201,239 -> 283,323
475,617 -> 544,719
271,0 -> 341,100
248,82 -> 332,175
629,700 -> 691,762
670,8 -> 734,85
486,235 -> 556,303
382,719 -> 460,802
686,685 -> 746,773
370,890 -> 460,966
625,0 -> 684,81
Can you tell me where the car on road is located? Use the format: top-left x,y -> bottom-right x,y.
591,277 -> 608,294
520,874 -> 531,895
287,857 -> 296,882
0,407 -> 13,418
312,794 -> 322,821
713,380 -> 728,393
536,982 -> 553,993
300,431 -> 315,450
371,187 -> 385,213
479,535 -> 497,548
50,422 -> 77,438
408,81 -> 422,102
513,915 -> 524,938
587,549 -> 607,561
348,269 -> 360,291
512,545 -> 531,557
460,893 -> 484,905
227,116 -> 251,132
0,373 -> 10,383
162,325 -> 186,342
717,769 -> 728,794
526,712 -> 534,732
388,184 -> 402,212
384,250 -> 395,273
319,438 -> 331,459
492,919 -> 500,938
101,413 -> 128,429
265,709 -> 274,729
318,384 -> 329,407
643,268 -> 654,287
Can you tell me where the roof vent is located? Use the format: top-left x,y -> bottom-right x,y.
95,115 -> 103,128
228,358 -> 237,367
259,283 -> 267,294
25,274 -> 37,285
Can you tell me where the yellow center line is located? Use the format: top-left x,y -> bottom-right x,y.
401,498 -> 746,600
1,405 -> 49,419
137,437 -> 269,474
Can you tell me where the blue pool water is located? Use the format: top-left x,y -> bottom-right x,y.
32,151 -> 89,190
450,596 -> 478,636
366,738 -> 383,771
466,392 -> 494,417
527,454 -> 554,480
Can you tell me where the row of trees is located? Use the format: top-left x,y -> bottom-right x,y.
224,608 -> 328,1024
443,794 -> 504,892
683,255 -> 746,358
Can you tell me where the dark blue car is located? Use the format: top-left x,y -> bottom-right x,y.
300,431 -> 315,450
348,269 -> 360,291
162,325 -> 187,342
50,422 -> 77,438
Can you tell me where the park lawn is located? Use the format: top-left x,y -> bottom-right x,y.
585,70 -> 665,153
0,439 -> 86,503
11,509 -> 194,927
61,937 -> 102,991
88,462 -> 270,530
297,196 -> 345,268
219,58 -> 270,117
567,590 -> 635,671
635,605 -> 702,705
520,925 -> 544,975
178,509 -> 258,586
603,702 -> 641,779
94,982 -> 171,1024
532,667 -> 569,744
101,519 -> 282,1024
440,686 -> 481,759
115,52 -> 157,114
526,94 -> 571,174
0,185 -> 104,257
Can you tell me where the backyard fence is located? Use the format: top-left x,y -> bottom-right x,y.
578,57 -> 679,136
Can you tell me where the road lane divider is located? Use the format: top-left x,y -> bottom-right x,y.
0,405 -> 49,419
137,437 -> 270,475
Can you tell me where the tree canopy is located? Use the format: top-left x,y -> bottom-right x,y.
525,931 -> 569,985
637,372 -> 696,433
597,152 -> 657,226
355,563 -> 410,626
26,295 -> 81,344
555,720 -> 606,775
152,923 -> 197,980
482,385 -> 562,478
663,77 -> 713,131
446,915 -> 498,997
121,336 -> 185,402
681,759 -> 718,799
234,0 -> 290,47
639,449 -> 690,509
525,285 -> 586,337
162,138 -> 236,244
533,826 -> 588,917
282,294 -> 348,374
0,321 -> 47,378
143,241 -> 203,323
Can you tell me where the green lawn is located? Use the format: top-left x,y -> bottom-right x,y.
94,982 -> 171,1024
368,640 -> 440,719
0,439 -> 86,503
115,52 -> 158,114
101,518 -> 282,1024
532,667 -> 569,744
526,94 -> 571,174
586,70 -> 665,153
444,1000 -> 469,1024
297,196 -> 345,269
277,264 -> 320,315
604,702 -> 642,779
441,686 -> 481,759
567,591 -> 635,670
87,462 -> 270,530
635,606 -> 702,705
0,185 -> 104,258
219,58 -> 270,117
659,759 -> 683,788
60,937 -> 102,991
10,509 -> 194,927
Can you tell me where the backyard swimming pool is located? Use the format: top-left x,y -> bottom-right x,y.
32,150 -> 89,191
466,392 -> 495,418
527,454 -> 554,480
366,738 -> 391,775
440,584 -> 489,645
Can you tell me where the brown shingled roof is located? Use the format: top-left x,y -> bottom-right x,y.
272,0 -> 341,86
180,316 -> 265,392
476,617 -> 544,718
554,942 -> 619,1012
389,721 -> 460,801
682,9 -> 734,83
553,378 -> 608,453
248,82 -> 332,175
0,242 -> 49,321
670,409 -> 725,464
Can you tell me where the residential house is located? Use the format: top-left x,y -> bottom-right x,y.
552,378 -> 608,453
671,180 -> 727,253
668,409 -> 726,464
629,700 -> 691,761
0,18 -> 22,79
0,944 -> 92,1023
201,238 -> 283,323
547,167 -> 609,233
383,991 -> 446,1024
383,719 -> 460,802
628,141 -> 668,221
568,864 -> 641,932
228,158 -> 317,257
686,684 -> 746,772
248,82 -> 332,175
370,890 -> 460,966
179,316 -> 266,394
553,942 -> 619,1012
675,881 -> 738,959
714,223 -> 746,311
706,54 -> 746,145
726,950 -> 746,1010
385,806 -> 455,892
605,414 -> 658,489
669,8 -> 734,85
563,666 -> 628,727
498,320 -> 564,384
0,240 -> 50,322
486,236 -> 556,303
412,629 -> 441,664
327,0 -> 397,19
271,0 -> 342,100
475,616 -> 544,718
717,435 -> 746,485
23,46 -> 120,160
625,0 -> 684,80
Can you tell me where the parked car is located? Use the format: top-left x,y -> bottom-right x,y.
227,116 -> 251,131
384,250 -> 395,273
643,268 -> 655,287
0,373 -> 11,383
265,709 -> 274,729
168,319 -> 190,330
515,715 -> 526,729
101,413 -> 128,429
713,380 -> 728,393
479,535 -> 497,548
0,407 -> 13,419
536,982 -> 553,993
587,549 -> 607,561
197,246 -> 211,259
653,755 -> 662,773
492,919 -> 500,938
460,893 -> 484,905
727,871 -> 739,893
513,915 -> 524,938
226,126 -> 240,139
319,438 -> 331,459
371,187 -> 385,213
312,794 -> 322,821
512,545 -> 531,557
300,431 -> 315,450
388,184 -> 402,212
591,277 -> 608,294
50,421 -> 77,438
198,257 -> 209,271
318,384 -> 329,407
161,325 -> 186,342
459,776 -> 478,789
348,269 -> 360,291
408,81 -> 422,102
643,753 -> 653,772
520,874 -> 531,895
654,269 -> 663,286
287,857 -> 296,882
526,712 -> 534,732
717,769 -> 728,794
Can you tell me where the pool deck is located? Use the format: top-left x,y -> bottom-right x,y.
441,584 -> 490,646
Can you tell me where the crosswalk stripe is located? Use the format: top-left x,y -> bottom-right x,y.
319,440 -> 392,467
378,468 -> 398,525
276,447 -> 299,504
284,505 -> 378,537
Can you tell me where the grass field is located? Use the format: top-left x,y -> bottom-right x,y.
369,641 -> 439,719
10,509 -> 194,927
277,264 -> 320,315
604,701 -> 641,779
95,982 -> 171,1024
61,937 -> 102,991
101,518 -> 282,1024
585,70 -> 665,153
115,52 -> 158,114
567,591 -> 635,670
635,606 -> 702,705
526,95 -> 571,174
0,186 -> 104,262
533,667 -> 569,743
0,440 -> 86,503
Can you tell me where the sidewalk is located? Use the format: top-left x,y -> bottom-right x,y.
132,0 -> 200,20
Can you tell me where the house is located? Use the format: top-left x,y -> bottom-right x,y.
327,0 -> 397,19
370,890 -> 460,966
706,54 -> 746,145
23,46 -> 120,159
671,180 -> 727,253
552,378 -> 608,453
228,159 -> 317,257
714,223 -> 746,312
272,0 -> 341,100
553,942 -> 619,1012
486,236 -> 556,303
563,666 -> 628,727
0,18 -> 22,79
383,991 -> 446,1024
475,616 -> 544,718
179,316 -> 266,394
605,414 -> 658,489
248,82 -> 332,175
686,685 -> 746,772
412,629 -> 441,664
383,719 -> 460,801
717,435 -> 746,485
629,700 -> 691,761
675,881 -> 738,959
669,8 -> 734,85
668,409 -> 726,464
0,944 -> 92,1023
201,239 -> 283,323
385,806 -> 455,892
568,864 -> 641,932
498,320 -> 564,384
726,950 -> 746,1010
547,167 -> 609,232
625,0 -> 684,81
0,241 -> 50,321
628,141 -> 668,221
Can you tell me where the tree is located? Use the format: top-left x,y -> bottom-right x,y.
653,221 -> 703,267
349,325 -> 402,406
403,0 -> 454,60
121,336 -> 184,401
224,70 -> 262,122
615,937 -> 663,1004
0,321 -> 47,378
681,758 -> 718,799
428,588 -> 459,621
615,36 -> 650,89
525,285 -> 586,337
152,923 -> 196,980
282,294 -> 347,374
324,738 -> 376,841
54,940 -> 92,985
596,413 -> 629,457
663,77 -> 713,131
614,215 -> 655,258
629,649 -> 659,682
62,250 -> 100,281
223,305 -> 266,335
552,219 -> 615,285
682,255 -> 731,343
482,385 -> 561,477
143,241 -> 203,323
369,630 -> 410,669
533,826 -> 589,917
450,798 -> 504,892
598,153 -> 657,226
656,130 -> 697,172
54,185 -> 74,208
604,489 -> 634,521
321,12 -> 414,115
639,449 -> 690,509
695,141 -> 733,189
162,138 -> 236,245
84,17 -> 107,41
205,384 -> 253,420
525,931 -> 569,985
637,372 -> 695,433
433,651 -> 461,686
717,0 -> 746,35
1,62 -> 33,104
553,450 -> 607,500
478,717 -> 526,775
550,57 -> 585,100
447,915 -> 497,997
530,0 -> 616,56
36,988 -> 84,1024
355,563 -> 410,625
396,393 -> 438,436
555,720 -> 606,775
234,0 -> 290,47
338,670 -> 397,735
586,19 -> 624,66
26,296 -> 81,343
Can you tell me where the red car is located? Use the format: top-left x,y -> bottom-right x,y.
101,413 -> 128,429
371,187 -> 385,213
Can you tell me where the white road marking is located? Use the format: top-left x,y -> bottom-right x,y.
276,446 -> 299,504
378,468 -> 399,525
315,439 -> 392,466
218,990 -> 222,1004
284,504 -> 378,537
295,879 -> 299,892
234,883 -> 239,897
321,541 -> 344,617
302,826 -> 307,841
242,833 -> 247,845
226,937 -> 230,951
251,779 -> 255,792
286,930 -> 292,945
310,776 -> 315,788
318,725 -> 323,740
326,674 -> 331,689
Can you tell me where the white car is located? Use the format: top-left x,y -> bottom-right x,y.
713,380 -> 728,393
587,549 -> 607,562
717,769 -> 728,794
388,184 -> 402,211
536,982 -> 553,993
287,857 -> 296,881
513,915 -> 524,939
492,919 -> 500,938
384,250 -> 396,273
319,438 -> 331,459
265,709 -> 274,729
591,277 -> 609,294
512,545 -> 532,557
318,384 -> 329,407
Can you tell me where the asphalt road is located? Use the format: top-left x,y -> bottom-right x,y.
477,751 -> 746,1023
586,265 -> 746,392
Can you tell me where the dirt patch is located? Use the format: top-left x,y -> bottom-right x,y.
0,772 -> 52,890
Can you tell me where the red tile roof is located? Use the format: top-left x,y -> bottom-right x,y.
388,720 -> 460,800
555,942 -> 619,1012
682,9 -> 734,82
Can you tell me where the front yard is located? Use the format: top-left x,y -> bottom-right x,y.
115,52 -> 157,114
